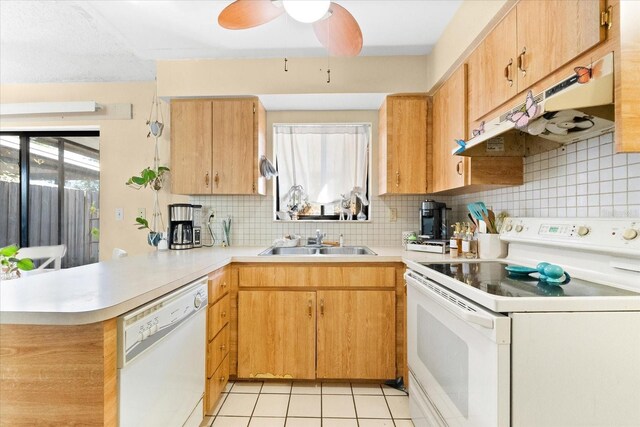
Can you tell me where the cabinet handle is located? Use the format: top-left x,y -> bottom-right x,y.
220,344 -> 226,351
320,299 -> 324,316
517,47 -> 527,77
456,161 -> 463,176
307,300 -> 312,318
219,376 -> 225,382
395,171 -> 400,187
205,172 -> 210,187
214,172 -> 219,187
504,58 -> 513,87
221,281 -> 227,289
221,311 -> 227,318
600,5 -> 612,30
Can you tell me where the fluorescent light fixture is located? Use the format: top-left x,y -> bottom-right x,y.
0,101 -> 99,116
282,0 -> 330,23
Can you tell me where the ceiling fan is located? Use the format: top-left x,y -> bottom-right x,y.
218,0 -> 363,57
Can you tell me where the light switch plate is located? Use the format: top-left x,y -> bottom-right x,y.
115,208 -> 124,221
389,208 -> 397,222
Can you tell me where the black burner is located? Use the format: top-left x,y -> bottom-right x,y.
420,262 -> 638,298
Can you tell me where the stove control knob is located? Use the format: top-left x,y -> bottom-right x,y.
515,225 -> 524,233
505,224 -> 513,232
577,226 -> 590,237
622,228 -> 638,241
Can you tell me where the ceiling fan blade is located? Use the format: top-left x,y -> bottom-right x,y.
313,2 -> 363,57
218,0 -> 284,30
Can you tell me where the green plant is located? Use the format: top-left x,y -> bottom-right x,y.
1,245 -> 34,279
126,166 -> 169,191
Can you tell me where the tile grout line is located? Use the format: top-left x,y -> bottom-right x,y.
349,382 -> 360,427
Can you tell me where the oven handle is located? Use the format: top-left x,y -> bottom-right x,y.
405,272 -> 495,330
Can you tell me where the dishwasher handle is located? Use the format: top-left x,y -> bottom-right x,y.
405,272 -> 495,329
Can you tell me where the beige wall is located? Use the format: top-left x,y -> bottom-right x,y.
425,0 -> 512,92
157,56 -> 429,97
0,82 -> 188,260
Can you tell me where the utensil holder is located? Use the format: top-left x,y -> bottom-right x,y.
478,234 -> 507,259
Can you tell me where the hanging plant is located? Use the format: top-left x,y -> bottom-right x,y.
125,87 -> 168,247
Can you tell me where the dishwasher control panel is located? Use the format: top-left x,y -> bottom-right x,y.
117,277 -> 208,367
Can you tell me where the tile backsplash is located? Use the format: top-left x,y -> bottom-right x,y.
449,132 -> 640,221
189,194 -> 433,247
191,132 -> 638,247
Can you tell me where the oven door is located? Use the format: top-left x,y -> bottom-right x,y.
406,271 -> 511,427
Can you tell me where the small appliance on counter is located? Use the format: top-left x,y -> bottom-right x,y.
407,200 -> 451,254
168,203 -> 194,250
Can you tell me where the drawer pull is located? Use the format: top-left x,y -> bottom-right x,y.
320,299 -> 325,316
395,171 -> 400,187
456,161 -> 463,176
307,300 -> 312,318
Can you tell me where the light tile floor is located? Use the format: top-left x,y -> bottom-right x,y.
202,381 -> 414,427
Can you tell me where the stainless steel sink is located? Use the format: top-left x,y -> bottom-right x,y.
259,246 -> 376,256
318,246 -> 377,255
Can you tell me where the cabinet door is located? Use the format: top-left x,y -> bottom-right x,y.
433,65 -> 468,193
170,100 -> 212,194
317,290 -> 396,379
467,8 -> 518,122
382,96 -> 428,195
212,99 -> 256,194
237,291 -> 316,379
516,0 -> 605,92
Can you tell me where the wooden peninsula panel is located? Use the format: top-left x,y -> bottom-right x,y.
0,319 -> 117,426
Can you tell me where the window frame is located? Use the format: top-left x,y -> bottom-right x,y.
272,123 -> 372,222
0,130 -> 99,249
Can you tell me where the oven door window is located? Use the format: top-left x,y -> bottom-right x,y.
418,306 -> 469,417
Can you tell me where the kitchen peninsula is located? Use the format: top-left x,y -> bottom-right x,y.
0,247 -> 443,426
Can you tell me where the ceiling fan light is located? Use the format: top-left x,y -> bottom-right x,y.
282,0 -> 330,23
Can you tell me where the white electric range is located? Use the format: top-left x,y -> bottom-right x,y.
404,217 -> 640,427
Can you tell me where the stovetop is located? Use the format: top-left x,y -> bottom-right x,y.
420,262 -> 639,299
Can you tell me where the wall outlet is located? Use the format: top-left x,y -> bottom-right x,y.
137,208 -> 146,219
115,208 -> 124,221
389,208 -> 397,222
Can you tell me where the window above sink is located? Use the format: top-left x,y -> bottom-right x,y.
273,123 -> 371,222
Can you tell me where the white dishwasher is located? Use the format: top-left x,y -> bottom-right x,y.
118,277 -> 208,427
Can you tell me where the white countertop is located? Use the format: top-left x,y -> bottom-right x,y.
0,246 -> 450,325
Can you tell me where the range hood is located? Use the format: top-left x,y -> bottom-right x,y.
455,53 -> 614,157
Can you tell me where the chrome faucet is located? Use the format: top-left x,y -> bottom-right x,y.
310,229 -> 326,246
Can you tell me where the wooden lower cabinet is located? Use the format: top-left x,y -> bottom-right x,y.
237,290 -> 317,379
317,290 -> 396,379
207,353 -> 230,412
205,268 -> 231,415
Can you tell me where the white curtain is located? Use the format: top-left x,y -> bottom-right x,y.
275,124 -> 369,205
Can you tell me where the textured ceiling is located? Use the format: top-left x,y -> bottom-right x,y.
0,0 -> 462,84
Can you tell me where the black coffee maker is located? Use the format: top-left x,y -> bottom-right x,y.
419,200 -> 450,240
168,204 -> 194,250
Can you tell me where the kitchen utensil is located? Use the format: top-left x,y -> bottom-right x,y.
480,210 -> 497,234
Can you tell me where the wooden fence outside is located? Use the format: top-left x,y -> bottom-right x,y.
0,181 -> 99,268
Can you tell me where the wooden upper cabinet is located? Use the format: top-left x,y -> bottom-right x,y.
211,99 -> 256,194
433,65 -> 468,193
467,8 -> 518,122
378,95 -> 430,195
617,0 -> 640,152
433,65 -> 524,194
516,0 -> 605,92
170,98 -> 266,195
316,290 -> 396,380
237,290 -> 316,379
170,100 -> 213,194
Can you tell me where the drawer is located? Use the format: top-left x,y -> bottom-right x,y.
207,324 -> 229,379
238,265 -> 396,288
205,353 -> 229,415
208,294 -> 230,341
209,268 -> 230,303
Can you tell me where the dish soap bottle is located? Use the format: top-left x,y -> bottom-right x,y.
461,224 -> 472,258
